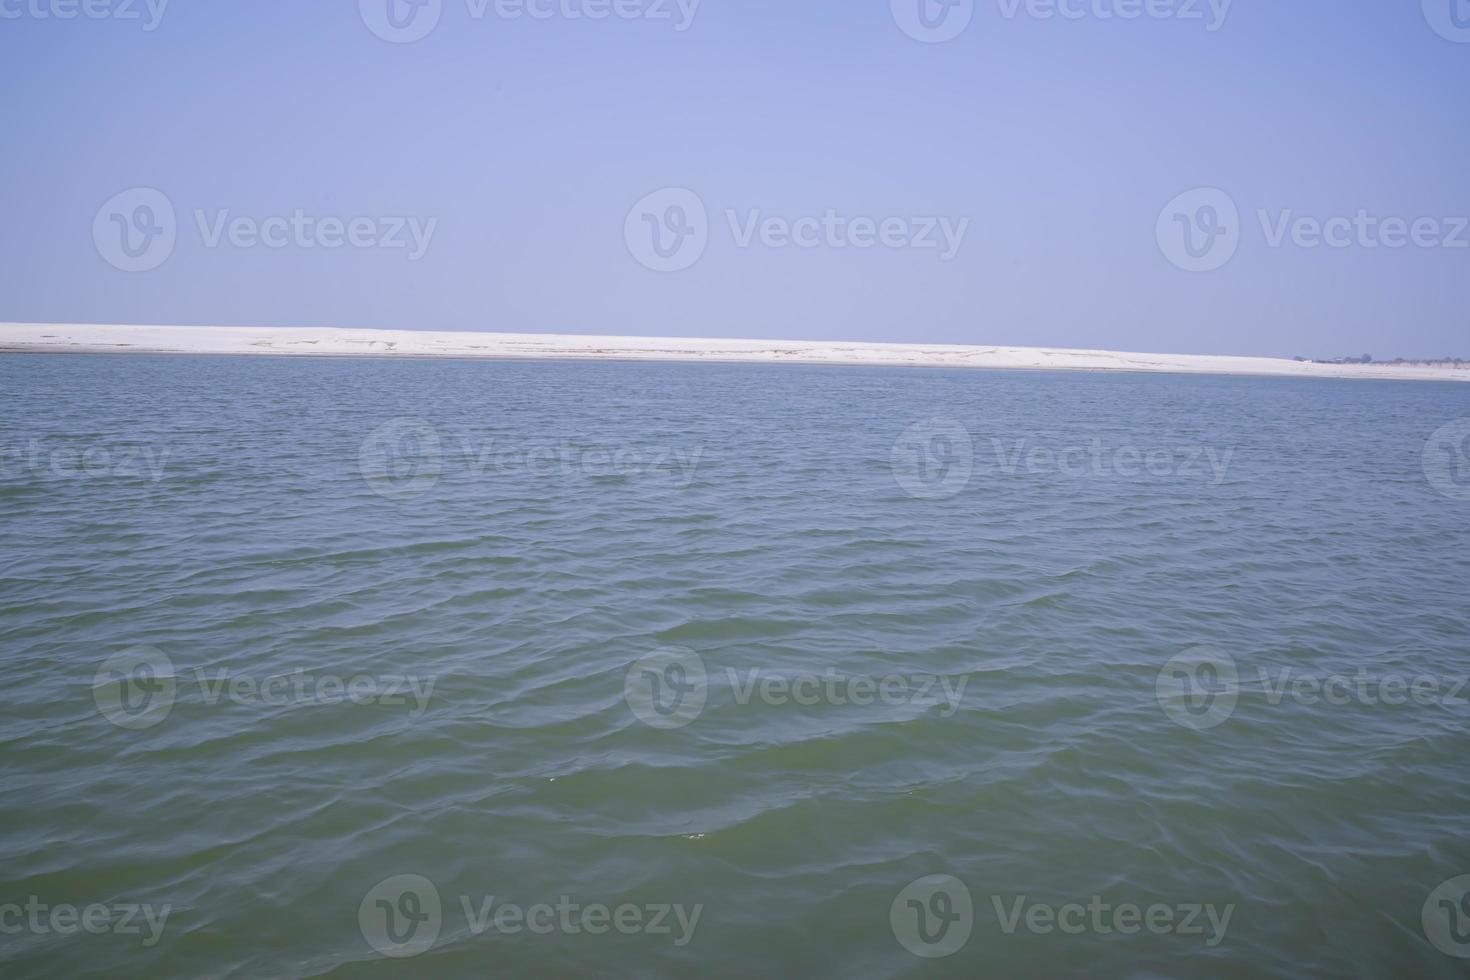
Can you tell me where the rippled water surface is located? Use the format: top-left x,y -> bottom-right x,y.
2,354 -> 1469,978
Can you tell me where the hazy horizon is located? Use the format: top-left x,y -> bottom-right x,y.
4,320 -> 1469,365
2,2 -> 1467,360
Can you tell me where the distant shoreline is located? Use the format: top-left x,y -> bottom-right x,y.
3,323 -> 1468,383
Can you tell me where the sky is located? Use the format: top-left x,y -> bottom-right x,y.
0,0 -> 1467,359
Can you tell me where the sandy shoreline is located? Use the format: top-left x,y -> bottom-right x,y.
2,323 -> 1467,383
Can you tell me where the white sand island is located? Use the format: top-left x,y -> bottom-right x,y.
2,323 -> 1467,383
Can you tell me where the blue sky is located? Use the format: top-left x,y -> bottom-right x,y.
1,0 -> 1466,358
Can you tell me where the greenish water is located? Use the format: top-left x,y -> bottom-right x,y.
2,354 -> 1469,978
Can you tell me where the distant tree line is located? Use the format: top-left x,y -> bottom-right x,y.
1292,354 -> 1467,366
